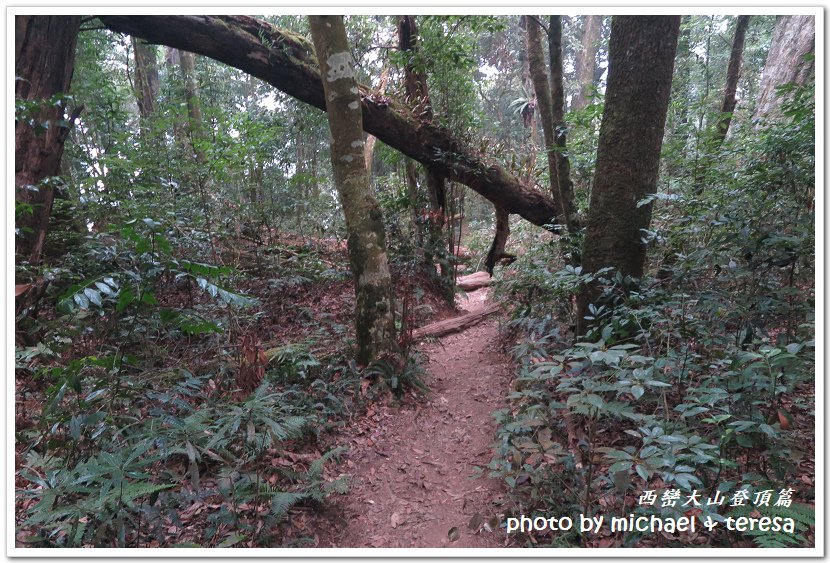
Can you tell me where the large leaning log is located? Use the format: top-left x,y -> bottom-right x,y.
97,15 -> 560,229
412,303 -> 500,340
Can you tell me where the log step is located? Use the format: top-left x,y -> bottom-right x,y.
412,303 -> 500,340
457,271 -> 492,291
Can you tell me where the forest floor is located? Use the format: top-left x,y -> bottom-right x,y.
315,286 -> 513,548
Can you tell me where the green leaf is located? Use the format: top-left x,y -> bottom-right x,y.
95,281 -> 116,296
584,394 -> 604,409
73,292 -> 90,309
154,234 -> 172,255
120,482 -> 174,503
84,288 -> 102,307
218,534 -> 246,548
609,460 -> 633,473
270,491 -> 310,520
116,288 -> 135,312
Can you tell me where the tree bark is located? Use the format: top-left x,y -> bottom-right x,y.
364,66 -> 390,173
712,15 -> 750,146
571,15 -> 602,112
525,18 -> 563,212
576,16 -> 680,335
547,16 -> 579,235
526,16 -> 579,234
178,50 -> 207,165
15,15 -> 82,264
98,15 -> 561,229
308,15 -> 399,366
753,15 -> 815,120
397,15 -> 453,297
131,35 -> 159,121
164,47 -> 187,147
485,206 -> 510,275
397,16 -> 447,215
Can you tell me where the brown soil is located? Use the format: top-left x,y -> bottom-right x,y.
317,287 -> 513,548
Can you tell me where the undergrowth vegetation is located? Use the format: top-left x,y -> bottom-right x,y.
15,192 -> 438,548
489,83 -> 815,548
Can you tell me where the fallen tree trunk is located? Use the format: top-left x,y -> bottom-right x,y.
457,271 -> 492,291
412,303 -> 500,340
98,15 -> 560,229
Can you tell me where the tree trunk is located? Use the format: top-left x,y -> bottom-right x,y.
364,66 -> 390,173
525,17 -> 563,212
526,16 -> 579,234
712,15 -> 751,146
178,50 -> 207,165
98,15 -> 561,230
398,15 -> 453,299
571,15 -> 602,111
179,50 -> 218,260
308,15 -> 399,366
404,159 -> 423,247
753,15 -> 815,120
164,47 -> 187,148
15,15 -> 82,264
485,206 -> 510,275
547,16 -> 579,235
576,16 -> 680,336
131,36 -> 159,121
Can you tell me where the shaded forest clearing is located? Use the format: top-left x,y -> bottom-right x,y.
14,12 -> 817,551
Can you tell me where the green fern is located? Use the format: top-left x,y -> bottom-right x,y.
728,503 -> 815,548
269,491 -> 312,521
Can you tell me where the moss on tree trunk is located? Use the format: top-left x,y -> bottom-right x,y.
309,15 -> 399,366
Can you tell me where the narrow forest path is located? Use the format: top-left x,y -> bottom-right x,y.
317,286 -> 512,548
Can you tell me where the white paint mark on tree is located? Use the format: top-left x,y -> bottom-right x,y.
351,140 -> 365,148
326,51 -> 356,82
348,101 -> 360,110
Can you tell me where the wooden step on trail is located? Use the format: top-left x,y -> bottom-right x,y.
412,303 -> 500,341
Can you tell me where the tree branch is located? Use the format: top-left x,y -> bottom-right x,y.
98,14 -> 560,229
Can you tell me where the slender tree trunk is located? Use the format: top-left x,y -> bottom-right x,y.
754,15 -> 815,120
15,15 -> 82,264
404,160 -> 423,247
179,50 -> 207,165
712,15 -> 751,146
398,15 -> 453,298
526,16 -> 579,235
571,15 -> 602,111
131,36 -> 159,121
576,16 -> 680,336
547,16 -> 579,235
164,47 -> 187,149
485,206 -> 510,275
308,15 -> 399,366
179,50 -> 218,260
525,18 -> 560,202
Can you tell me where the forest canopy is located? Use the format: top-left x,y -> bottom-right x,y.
14,13 -> 816,550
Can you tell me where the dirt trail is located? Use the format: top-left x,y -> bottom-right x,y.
318,287 -> 512,548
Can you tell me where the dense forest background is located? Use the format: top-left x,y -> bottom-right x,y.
14,13 -> 816,549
